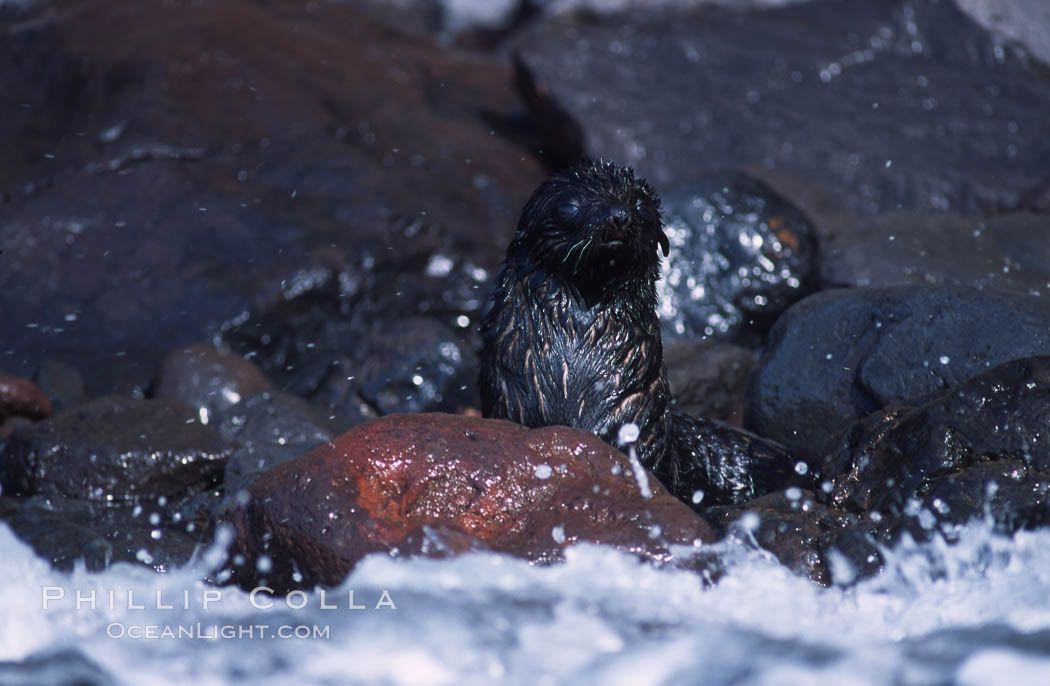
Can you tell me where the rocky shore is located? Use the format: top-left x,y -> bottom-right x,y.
2,0 -> 1049,592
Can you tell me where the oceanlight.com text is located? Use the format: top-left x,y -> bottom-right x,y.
106,623 -> 331,640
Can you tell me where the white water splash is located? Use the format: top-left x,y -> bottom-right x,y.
4,518 -> 1050,684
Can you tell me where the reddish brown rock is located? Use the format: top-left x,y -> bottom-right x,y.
229,413 -> 715,590
0,375 -> 53,420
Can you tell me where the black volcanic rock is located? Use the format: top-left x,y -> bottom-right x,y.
7,494 -> 205,573
664,340 -> 754,426
748,286 -> 1050,461
821,213 -> 1050,295
511,0 -> 1050,215
1,397 -> 234,501
657,173 -> 817,344
0,0 -> 545,396
825,356 -> 1050,538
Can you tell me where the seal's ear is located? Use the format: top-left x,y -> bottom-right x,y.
658,230 -> 670,257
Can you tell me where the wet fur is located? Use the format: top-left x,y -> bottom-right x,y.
479,161 -> 673,468
480,160 -> 802,505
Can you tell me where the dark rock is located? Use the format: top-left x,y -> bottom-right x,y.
33,359 -> 85,412
508,54 -> 588,171
737,165 -> 859,245
223,250 -> 492,415
664,340 -> 753,426
955,0 -> 1050,67
826,356 -> 1050,538
6,493 -> 208,573
0,417 -> 32,443
152,344 -> 272,422
511,0 -> 1050,216
821,213 -> 1050,295
1014,176 -> 1050,214
925,460 -> 1050,535
657,173 -> 817,344
0,374 -> 52,420
313,317 -> 480,417
1,397 -> 234,501
215,390 -> 355,497
0,0 -> 545,395
704,489 -> 865,585
229,413 -> 715,590
749,286 -> 1050,461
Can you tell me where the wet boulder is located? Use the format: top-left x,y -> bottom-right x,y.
1,397 -> 234,501
956,0 -> 1050,67
510,0 -> 1050,216
664,340 -> 753,426
820,213 -> 1050,295
703,489 -> 871,586
748,286 -> 1050,461
152,344 -> 272,423
312,317 -> 480,418
657,173 -> 817,344
825,356 -> 1050,538
0,375 -> 53,421
222,250 -> 491,417
0,0 -> 544,396
215,390 -> 357,498
5,493 -> 206,573
229,413 -> 715,590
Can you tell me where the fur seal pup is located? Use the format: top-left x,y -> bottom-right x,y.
479,160 -> 806,506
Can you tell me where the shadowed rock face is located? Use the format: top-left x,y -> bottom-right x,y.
1,397 -> 234,501
819,212 -> 1050,295
0,0 -> 545,395
664,340 -> 753,426
510,0 -> 1050,216
229,413 -> 715,591
748,286 -> 1050,461
826,356 -> 1050,526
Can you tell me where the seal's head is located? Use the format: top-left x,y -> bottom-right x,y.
509,160 -> 669,288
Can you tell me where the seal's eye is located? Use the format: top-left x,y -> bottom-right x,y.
556,201 -> 580,221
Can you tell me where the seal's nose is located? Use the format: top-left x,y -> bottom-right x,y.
607,206 -> 630,242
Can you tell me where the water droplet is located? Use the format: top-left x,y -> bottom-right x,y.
617,423 -> 640,445
795,461 -> 809,475
534,464 -> 553,480
424,253 -> 454,278
739,512 -> 761,532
